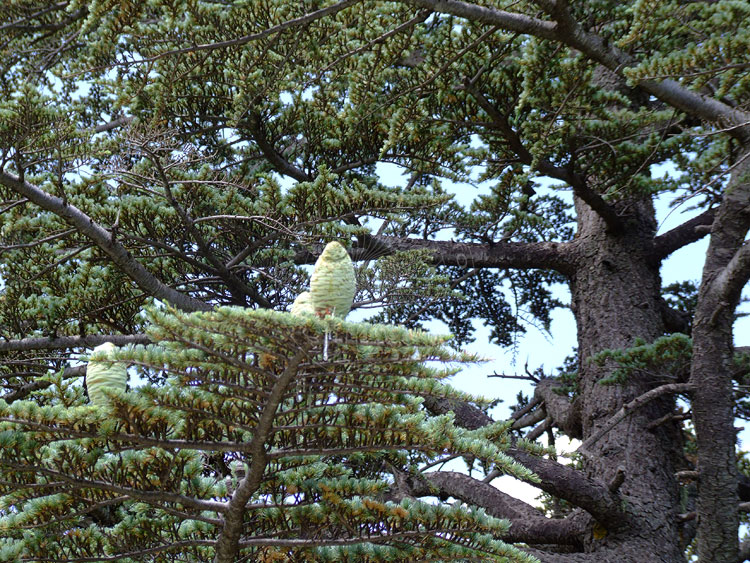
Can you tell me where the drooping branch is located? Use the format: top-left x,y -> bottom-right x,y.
400,0 -> 750,143
650,207 -> 716,262
0,169 -> 212,312
422,396 -> 625,528
507,446 -> 626,530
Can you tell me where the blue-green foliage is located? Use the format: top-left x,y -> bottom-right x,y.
592,334 -> 693,385
0,306 -> 538,562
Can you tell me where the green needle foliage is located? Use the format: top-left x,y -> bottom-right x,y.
0,307 -> 537,562
2,0 -> 750,561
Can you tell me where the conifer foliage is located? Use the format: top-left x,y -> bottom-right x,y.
2,1 -> 750,562
0,307 -> 535,562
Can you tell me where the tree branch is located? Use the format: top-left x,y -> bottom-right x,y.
507,447 -> 626,530
0,169 -> 211,312
400,0 -> 750,143
2,460 -> 225,513
355,235 -> 578,275
534,379 -> 582,439
577,382 -> 695,454
94,115 -> 133,133
464,84 -> 624,232
110,0 -> 362,67
650,207 -> 716,262
28,541 -> 217,563
421,396 -> 625,528
243,114 -> 312,183
659,299 -> 693,336
139,144 -> 272,308
213,347 -> 309,563
401,0 -> 558,39
0,333 -> 151,353
716,241 -> 750,305
417,470 -> 585,547
1,365 -> 85,403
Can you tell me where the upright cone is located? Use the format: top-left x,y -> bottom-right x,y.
309,241 -> 356,319
86,342 -> 128,406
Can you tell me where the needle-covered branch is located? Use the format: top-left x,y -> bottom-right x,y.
0,169 -> 212,312
400,0 -> 750,142
213,348 -> 309,563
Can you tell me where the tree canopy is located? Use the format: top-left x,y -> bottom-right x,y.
1,1 -> 750,562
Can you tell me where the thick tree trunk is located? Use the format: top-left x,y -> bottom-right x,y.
568,198 -> 685,562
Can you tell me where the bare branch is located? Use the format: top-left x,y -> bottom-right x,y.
0,333 -> 150,353
361,235 -> 578,274
535,379 -> 582,439
716,241 -> 750,305
511,405 -> 546,430
525,416 -> 553,441
507,447 -> 626,530
94,115 -> 134,133
651,207 -> 717,261
578,383 -> 695,454
401,0 -> 557,39
421,395 -> 625,527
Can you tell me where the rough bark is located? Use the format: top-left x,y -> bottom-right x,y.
568,197 -> 685,561
689,152 -> 750,563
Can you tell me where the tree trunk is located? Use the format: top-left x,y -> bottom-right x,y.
689,151 -> 750,562
568,197 -> 685,562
